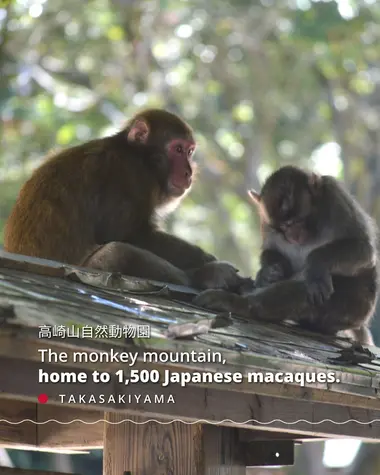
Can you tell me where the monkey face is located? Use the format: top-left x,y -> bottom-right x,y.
251,166 -> 320,245
266,195 -> 312,245
165,138 -> 196,197
126,109 -> 197,199
276,218 -> 310,244
266,188 -> 316,244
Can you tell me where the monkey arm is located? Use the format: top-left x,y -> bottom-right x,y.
194,275 -> 376,345
255,248 -> 293,287
306,238 -> 376,276
193,290 -> 252,318
83,241 -> 190,286
131,230 -> 253,292
132,229 -> 216,270
260,248 -> 293,275
193,281 -> 312,322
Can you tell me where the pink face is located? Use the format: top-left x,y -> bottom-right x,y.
280,220 -> 309,245
166,138 -> 196,195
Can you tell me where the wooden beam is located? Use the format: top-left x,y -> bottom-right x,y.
0,400 -> 36,447
37,405 -> 103,449
0,399 -> 322,449
1,357 -> 380,443
0,399 -> 99,451
1,329 -> 379,414
103,414 -> 248,475
0,333 -> 379,412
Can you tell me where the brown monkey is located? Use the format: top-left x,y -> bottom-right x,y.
193,166 -> 379,345
4,109 -> 251,292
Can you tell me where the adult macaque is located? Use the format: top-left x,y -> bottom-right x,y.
4,109 -> 251,292
193,166 -> 379,345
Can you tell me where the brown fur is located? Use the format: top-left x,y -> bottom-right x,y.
5,109 -> 252,292
194,166 -> 379,344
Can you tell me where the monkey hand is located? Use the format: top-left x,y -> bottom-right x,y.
255,263 -> 286,288
305,264 -> 334,306
188,261 -> 251,293
192,289 -> 251,318
238,276 -> 256,295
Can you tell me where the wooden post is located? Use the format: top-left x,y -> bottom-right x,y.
202,425 -> 246,475
103,412 -> 247,475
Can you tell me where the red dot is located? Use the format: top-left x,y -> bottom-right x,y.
38,394 -> 48,404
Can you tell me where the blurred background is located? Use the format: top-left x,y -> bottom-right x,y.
1,0 -> 380,472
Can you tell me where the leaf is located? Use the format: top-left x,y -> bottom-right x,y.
107,25 -> 124,41
56,124 -> 76,145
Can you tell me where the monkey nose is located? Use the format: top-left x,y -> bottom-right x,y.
183,167 -> 192,185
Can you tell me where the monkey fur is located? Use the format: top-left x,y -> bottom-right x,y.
4,108 -> 252,292
193,166 -> 379,345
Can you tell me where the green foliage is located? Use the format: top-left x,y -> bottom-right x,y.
1,0 -> 379,275
1,0 -> 379,265
2,0 -> 380,471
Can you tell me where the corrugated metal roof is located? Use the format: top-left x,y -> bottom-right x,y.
0,251 -> 379,400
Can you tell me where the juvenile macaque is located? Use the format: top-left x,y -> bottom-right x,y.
193,166 -> 379,345
4,109 -> 251,292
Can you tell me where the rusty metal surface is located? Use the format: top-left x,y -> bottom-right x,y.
0,251 -> 379,398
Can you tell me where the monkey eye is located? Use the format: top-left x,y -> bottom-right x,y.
281,217 -> 303,229
188,148 -> 194,157
278,220 -> 292,231
292,217 -> 304,225
176,145 -> 184,154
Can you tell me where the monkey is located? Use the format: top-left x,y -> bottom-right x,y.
193,165 -> 379,345
4,108 -> 252,292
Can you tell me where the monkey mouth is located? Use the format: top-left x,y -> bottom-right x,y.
168,183 -> 187,196
286,235 -> 306,245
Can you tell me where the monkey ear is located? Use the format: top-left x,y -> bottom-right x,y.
248,189 -> 270,223
309,172 -> 322,194
247,189 -> 261,206
127,119 -> 150,144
